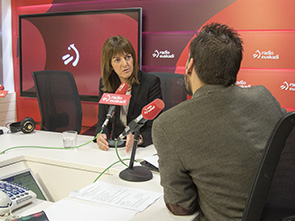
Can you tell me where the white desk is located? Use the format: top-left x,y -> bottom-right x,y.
0,128 -> 196,220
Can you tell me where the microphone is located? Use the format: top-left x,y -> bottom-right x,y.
118,99 -> 165,182
101,82 -> 128,129
115,82 -> 129,94
118,98 -> 165,140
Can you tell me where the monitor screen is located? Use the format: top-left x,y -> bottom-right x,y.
19,8 -> 142,102
0,168 -> 48,201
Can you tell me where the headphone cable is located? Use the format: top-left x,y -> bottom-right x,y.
0,130 -> 103,155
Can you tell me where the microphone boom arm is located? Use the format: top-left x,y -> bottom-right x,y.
118,119 -> 147,140
101,106 -> 116,129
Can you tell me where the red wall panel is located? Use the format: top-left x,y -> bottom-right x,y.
240,30 -> 295,69
10,0 -> 295,134
237,69 -> 295,111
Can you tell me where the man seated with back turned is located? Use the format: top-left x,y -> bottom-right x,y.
152,23 -> 286,221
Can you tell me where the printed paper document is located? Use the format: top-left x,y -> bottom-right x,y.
70,181 -> 163,212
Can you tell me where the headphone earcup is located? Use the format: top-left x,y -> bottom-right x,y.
20,117 -> 36,134
10,122 -> 21,133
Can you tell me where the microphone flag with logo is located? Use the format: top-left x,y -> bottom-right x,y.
99,82 -> 130,129
99,82 -> 130,106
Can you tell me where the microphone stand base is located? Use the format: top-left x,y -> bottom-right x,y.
119,166 -> 153,182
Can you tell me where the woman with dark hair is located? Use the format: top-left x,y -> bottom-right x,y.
95,35 -> 162,152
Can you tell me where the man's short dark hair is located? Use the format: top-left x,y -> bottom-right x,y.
190,23 -> 243,86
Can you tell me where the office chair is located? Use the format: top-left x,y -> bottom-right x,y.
32,70 -> 82,133
242,112 -> 295,221
149,72 -> 186,112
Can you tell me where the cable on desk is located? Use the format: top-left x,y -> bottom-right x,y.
114,139 -> 129,167
93,158 -> 130,183
93,140 -> 130,182
93,139 -> 142,182
0,130 -> 103,155
1,131 -> 134,183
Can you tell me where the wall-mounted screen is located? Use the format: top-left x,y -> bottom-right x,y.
19,8 -> 142,102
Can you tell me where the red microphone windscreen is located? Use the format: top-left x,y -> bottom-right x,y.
115,82 -> 128,94
141,99 -> 165,120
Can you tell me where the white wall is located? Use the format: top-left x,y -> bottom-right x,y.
1,0 -> 14,92
0,0 -> 16,126
0,91 -> 16,126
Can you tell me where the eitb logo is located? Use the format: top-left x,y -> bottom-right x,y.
62,44 -> 80,67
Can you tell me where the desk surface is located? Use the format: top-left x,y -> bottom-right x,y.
0,127 -> 156,171
0,128 -> 196,221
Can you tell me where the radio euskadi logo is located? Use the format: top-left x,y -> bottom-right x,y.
253,50 -> 279,60
62,44 -> 80,67
280,81 -> 295,92
152,50 -> 175,59
236,80 -> 251,88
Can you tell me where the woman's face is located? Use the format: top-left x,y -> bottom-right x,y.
111,52 -> 134,83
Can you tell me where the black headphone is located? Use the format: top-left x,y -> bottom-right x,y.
9,117 -> 36,134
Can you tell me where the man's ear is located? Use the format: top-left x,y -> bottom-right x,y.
186,58 -> 194,75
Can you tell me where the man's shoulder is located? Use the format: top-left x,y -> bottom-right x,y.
156,99 -> 191,123
234,85 -> 268,93
233,85 -> 274,100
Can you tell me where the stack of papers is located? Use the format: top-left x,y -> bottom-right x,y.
44,181 -> 163,221
70,181 -> 163,212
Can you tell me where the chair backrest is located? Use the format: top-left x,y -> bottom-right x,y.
32,70 -> 82,133
242,112 -> 295,221
149,72 -> 186,112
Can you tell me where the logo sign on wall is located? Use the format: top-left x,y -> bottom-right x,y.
280,81 -> 295,92
252,50 -> 279,60
152,49 -> 175,59
236,80 -> 251,88
62,43 -> 80,67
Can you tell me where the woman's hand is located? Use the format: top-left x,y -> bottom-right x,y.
125,134 -> 143,152
125,134 -> 134,153
96,133 -> 109,151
